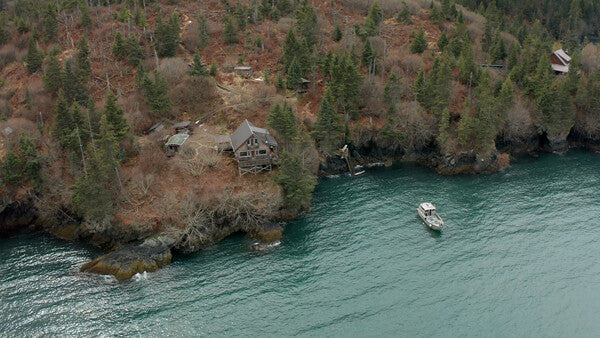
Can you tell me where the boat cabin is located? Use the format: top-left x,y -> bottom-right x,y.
419,203 -> 436,216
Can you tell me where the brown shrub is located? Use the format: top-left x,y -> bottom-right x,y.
0,98 -> 11,118
182,22 -> 200,51
136,144 -> 170,176
580,43 -> 600,74
119,93 -> 151,135
170,76 -> 220,118
158,57 -> 189,86
0,45 -> 17,70
342,0 -> 429,13
458,5 -> 486,27
502,98 -> 536,143
360,80 -> 386,117
0,118 -> 39,149
396,101 -> 437,152
277,17 -> 295,33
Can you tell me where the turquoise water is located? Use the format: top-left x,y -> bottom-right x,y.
2,150 -> 600,336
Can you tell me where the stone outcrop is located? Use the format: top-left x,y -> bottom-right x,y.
80,235 -> 176,281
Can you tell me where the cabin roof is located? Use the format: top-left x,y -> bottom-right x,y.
420,203 -> 436,211
214,134 -> 231,144
165,133 -> 189,147
1,126 -> 13,136
551,64 -> 569,73
234,66 -> 252,70
173,121 -> 192,129
554,49 -> 571,64
230,119 -> 278,151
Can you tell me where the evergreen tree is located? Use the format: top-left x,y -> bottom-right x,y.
124,35 -> 145,65
537,79 -> 574,136
430,5 -> 442,24
25,37 -> 43,74
275,72 -> 284,91
52,92 -> 74,149
364,0 -> 382,36
506,41 -> 519,70
311,91 -> 343,155
482,24 -> 493,52
43,1 -> 58,42
112,31 -> 127,59
276,150 -> 317,211
103,91 -> 130,142
155,12 -> 181,57
234,3 -> 246,31
490,32 -> 507,62
79,1 -> 93,31
437,32 -> 449,50
209,60 -> 218,76
413,68 -> 427,107
76,36 -> 92,82
62,61 -> 88,105
267,102 -> 297,141
409,28 -> 428,54
141,71 -> 172,116
2,150 -> 23,185
383,73 -> 403,106
223,15 -> 238,44
188,51 -> 208,76
295,0 -> 319,47
286,57 -> 303,90
362,38 -> 376,67
397,2 -> 411,23
281,28 -> 299,71
437,108 -> 450,149
327,53 -> 362,116
17,132 -> 40,185
134,7 -> 148,28
458,39 -> 478,85
332,24 -> 342,42
43,48 -> 62,95
197,11 -> 210,49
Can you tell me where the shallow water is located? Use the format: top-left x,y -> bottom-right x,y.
2,150 -> 600,336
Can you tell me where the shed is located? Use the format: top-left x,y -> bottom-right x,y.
214,134 -> 232,152
1,126 -> 13,137
143,122 -> 164,135
550,49 -> 571,74
173,121 -> 193,134
165,133 -> 189,154
297,78 -> 311,94
234,66 -> 253,78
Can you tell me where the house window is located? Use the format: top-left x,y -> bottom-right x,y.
239,151 -> 249,157
259,149 -> 267,155
254,139 -> 259,145
247,139 -> 252,146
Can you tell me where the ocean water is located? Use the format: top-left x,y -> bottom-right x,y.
2,150 -> 600,337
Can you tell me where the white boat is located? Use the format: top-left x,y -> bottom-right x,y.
418,203 -> 444,231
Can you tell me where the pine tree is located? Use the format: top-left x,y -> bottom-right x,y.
282,28 -> 299,71
362,38 -> 376,67
62,61 -> 88,105
25,37 -> 43,74
156,12 -> 181,57
490,32 -> 507,62
189,51 -> 208,76
52,93 -> 74,149
209,60 -> 218,76
275,72 -> 284,91
112,31 -> 127,59
364,0 -> 382,36
458,39 -> 478,85
79,1 -> 93,31
409,28 -> 428,54
384,73 -> 403,106
507,42 -> 519,70
328,52 -> 362,116
437,32 -> 449,50
413,68 -> 427,107
43,1 -> 58,43
332,24 -> 342,42
222,15 -> 238,44
197,11 -> 210,49
76,36 -> 92,82
43,48 -> 62,95
430,5 -> 442,24
286,58 -> 303,90
141,71 -> 172,116
103,91 -> 130,142
276,150 -> 317,211
267,102 -> 297,141
3,150 -> 23,184
482,24 -> 493,52
437,108 -> 450,149
235,2 -> 246,31
125,35 -> 145,65
17,132 -> 40,185
311,91 -> 343,155
397,2 -> 411,23
295,0 -> 319,47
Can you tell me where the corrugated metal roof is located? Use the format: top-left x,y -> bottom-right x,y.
554,49 -> 571,63
165,133 -> 189,146
173,121 -> 191,129
229,119 -> 278,151
551,64 -> 569,73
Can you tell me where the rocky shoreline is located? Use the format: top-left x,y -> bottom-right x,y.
2,135 -> 599,281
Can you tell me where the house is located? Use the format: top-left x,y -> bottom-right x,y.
550,49 -> 571,74
173,121 -> 193,134
234,66 -> 253,78
229,119 -> 278,175
297,78 -> 311,94
165,133 -> 189,155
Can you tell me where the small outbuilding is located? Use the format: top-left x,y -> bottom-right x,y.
550,49 -> 571,74
229,119 -> 278,175
234,66 -> 253,78
297,78 -> 311,94
143,122 -> 164,135
173,121 -> 193,134
1,126 -> 13,137
165,133 -> 190,155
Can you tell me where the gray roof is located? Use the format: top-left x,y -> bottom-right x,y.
230,119 -> 278,151
234,66 -> 252,70
554,49 -> 571,64
173,121 -> 192,129
165,133 -> 189,147
2,126 -> 13,136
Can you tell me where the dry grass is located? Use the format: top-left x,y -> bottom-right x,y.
360,79 -> 386,117
170,76 -> 221,118
158,57 -> 189,86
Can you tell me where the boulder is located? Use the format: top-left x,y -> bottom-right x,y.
254,223 -> 284,243
80,235 -> 175,281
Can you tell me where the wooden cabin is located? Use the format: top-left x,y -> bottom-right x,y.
165,133 -> 189,155
550,49 -> 571,74
229,120 -> 278,175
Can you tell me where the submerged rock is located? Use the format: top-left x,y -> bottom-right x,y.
80,235 -> 175,281
254,223 -> 284,243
